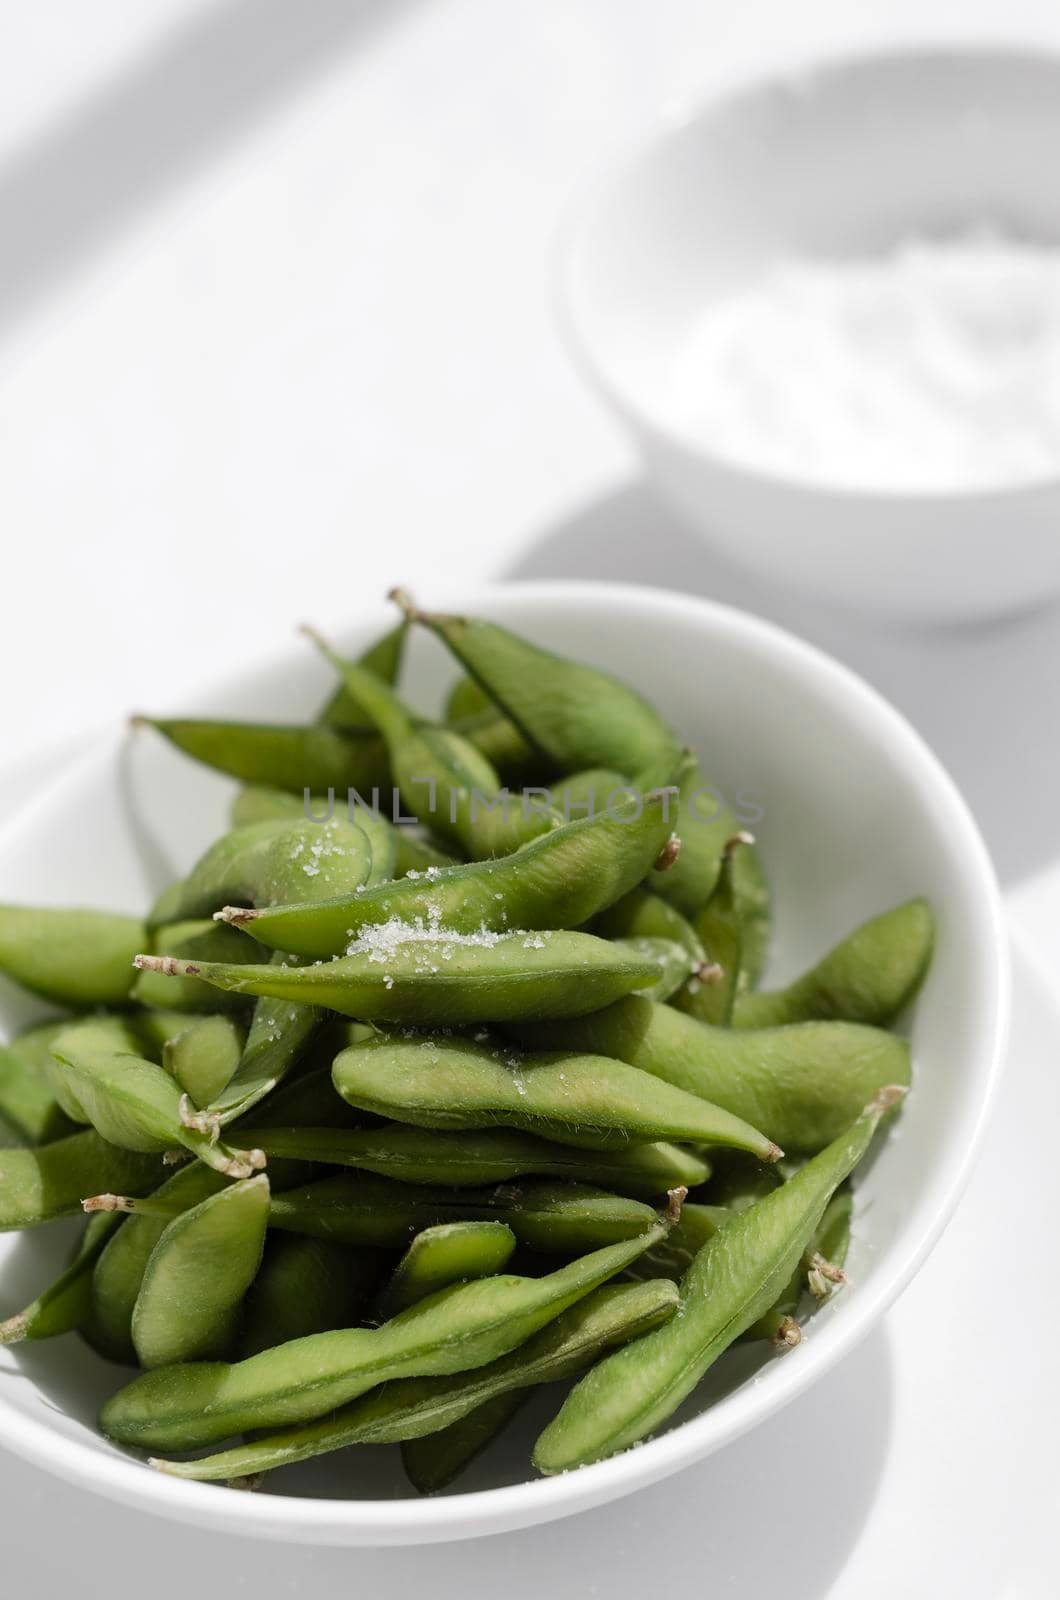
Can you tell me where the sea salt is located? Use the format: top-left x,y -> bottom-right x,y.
669,231 -> 1060,492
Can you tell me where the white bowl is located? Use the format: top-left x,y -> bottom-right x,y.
0,581 -> 1008,1543
556,46 -> 1060,622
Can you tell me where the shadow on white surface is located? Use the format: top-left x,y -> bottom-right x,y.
0,1325 -> 894,1600
508,480 -> 1060,887
0,0 -> 426,342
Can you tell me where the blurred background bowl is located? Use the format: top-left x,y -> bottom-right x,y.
556,46 -> 1060,623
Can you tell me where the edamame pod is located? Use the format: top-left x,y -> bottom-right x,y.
136,718 -> 391,798
512,996 -> 910,1155
49,1029 -> 266,1179
316,620 -> 408,729
162,1015 -> 244,1109
646,757 -> 768,929
747,1189 -> 854,1346
221,789 -> 678,957
100,1220 -> 674,1450
0,1035 -> 74,1145
672,833 -> 749,1025
402,599 -> 681,779
132,919 -> 269,1013
0,905 -> 145,1007
229,787 -> 411,887
532,1087 -> 903,1472
617,937 -> 699,1003
304,629 -> 558,859
235,1123 -> 710,1196
403,1391 -> 526,1495
732,899 -> 935,1029
153,1278 -> 679,1483
132,930 -> 661,1025
375,1221 -> 517,1319
0,1214 -> 119,1344
443,673 -> 538,780
622,1201 -> 730,1284
269,1174 -> 659,1253
592,887 -> 706,967
238,1236 -> 386,1358
401,1278 -> 679,1493
162,818 -> 374,924
90,1172 -> 661,1254
131,1176 -> 270,1369
86,1163 -> 228,1363
0,1130 -> 162,1231
332,1035 -> 780,1160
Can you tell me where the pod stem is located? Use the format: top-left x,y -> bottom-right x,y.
179,1094 -> 221,1144
215,905 -> 256,927
83,1193 -> 170,1217
387,587 -> 421,623
664,1186 -> 688,1228
132,953 -> 200,979
653,834 -> 682,873
0,1313 -> 28,1345
867,1083 -> 908,1118
807,1252 -> 848,1299
773,1316 -> 802,1349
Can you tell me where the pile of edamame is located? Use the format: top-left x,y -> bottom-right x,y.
0,596 -> 933,1492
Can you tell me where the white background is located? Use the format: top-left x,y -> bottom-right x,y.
2,0 -> 1059,1592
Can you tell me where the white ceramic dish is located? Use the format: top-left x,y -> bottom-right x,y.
0,581 -> 1008,1544
556,46 -> 1060,622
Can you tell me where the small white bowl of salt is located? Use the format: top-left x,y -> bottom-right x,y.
556,45 -> 1060,621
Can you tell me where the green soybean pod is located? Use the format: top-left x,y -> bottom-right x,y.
533,1087 -> 903,1472
644,756 -> 769,934
733,899 -> 935,1029
131,1175 -> 270,1369
266,1174 -> 659,1254
747,1189 -> 855,1347
238,1236 -> 387,1359
86,1163 -> 229,1363
0,1036 -> 75,1145
616,937 -> 699,1003
401,1278 -> 680,1493
135,717 -> 392,798
592,887 -> 707,968
153,1279 -> 679,1484
512,996 -> 910,1155
403,1392 -> 525,1495
305,628 -> 559,859
402,598 -> 681,779
316,619 -> 409,728
0,1213 -> 120,1345
235,1123 -> 710,1196
443,675 -> 540,781
0,1130 -> 162,1231
132,930 -> 660,1026
672,834 -> 750,1026
622,1201 -> 730,1283
132,920 -> 269,1013
375,1222 -> 517,1319
229,788 -> 401,886
100,1220 -> 672,1452
162,1015 -> 245,1110
48,1028 -> 266,1179
163,817 -> 373,924
0,905 -> 145,1008
332,1035 -> 780,1160
221,788 -> 678,959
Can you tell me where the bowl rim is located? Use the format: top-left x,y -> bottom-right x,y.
552,39 -> 1060,509
0,579 -> 1011,1544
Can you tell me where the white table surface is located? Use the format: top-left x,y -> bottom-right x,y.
3,0 -> 1060,1590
